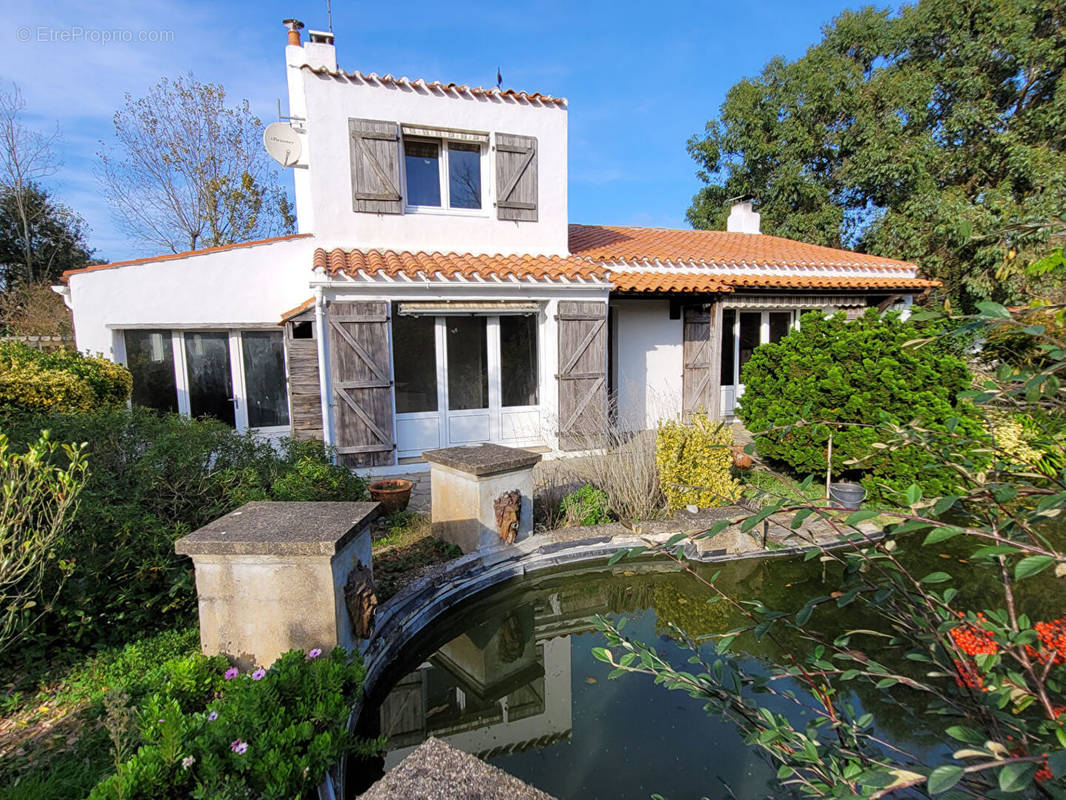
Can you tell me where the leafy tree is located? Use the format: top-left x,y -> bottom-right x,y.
738,309 -> 983,499
600,303 -> 1066,798
0,182 -> 95,286
98,75 -> 295,254
686,0 -> 1066,309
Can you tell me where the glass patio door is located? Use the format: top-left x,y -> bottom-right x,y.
444,316 -> 492,444
723,309 -> 797,412
184,332 -> 236,426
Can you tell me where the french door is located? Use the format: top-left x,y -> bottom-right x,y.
393,311 -> 540,458
720,309 -> 797,415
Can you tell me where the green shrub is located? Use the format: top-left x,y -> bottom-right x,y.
560,484 -> 612,526
737,309 -> 985,498
656,410 -> 740,509
0,342 -> 131,413
87,648 -> 378,800
0,408 -> 367,664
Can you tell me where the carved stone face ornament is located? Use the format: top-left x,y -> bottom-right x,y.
494,490 -> 521,544
344,560 -> 377,639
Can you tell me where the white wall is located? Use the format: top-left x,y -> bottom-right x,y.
286,48 -> 569,257
67,237 -> 316,358
612,299 -> 683,431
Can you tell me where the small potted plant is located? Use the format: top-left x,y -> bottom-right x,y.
368,478 -> 414,514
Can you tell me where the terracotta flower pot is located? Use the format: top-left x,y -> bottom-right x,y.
732,446 -> 754,470
368,479 -> 413,514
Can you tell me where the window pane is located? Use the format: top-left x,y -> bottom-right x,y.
769,312 -> 791,343
446,317 -> 487,410
501,315 -> 538,406
738,312 -> 761,377
405,140 -> 441,206
448,142 -> 481,209
720,310 -> 735,387
393,313 -> 438,413
124,330 -> 178,413
184,332 -> 235,426
241,331 -> 289,428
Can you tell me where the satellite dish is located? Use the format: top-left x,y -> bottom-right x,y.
264,122 -> 301,167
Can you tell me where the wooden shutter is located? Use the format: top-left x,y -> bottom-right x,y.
328,301 -> 394,467
682,303 -> 722,420
495,133 -> 538,222
285,312 -> 323,441
557,301 -> 607,450
349,118 -> 402,214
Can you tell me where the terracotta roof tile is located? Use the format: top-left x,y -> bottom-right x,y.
611,272 -> 937,293
569,224 -> 916,271
61,233 -> 313,282
302,66 -> 566,107
314,247 -> 606,282
610,273 -> 732,293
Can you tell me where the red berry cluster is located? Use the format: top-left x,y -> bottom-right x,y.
952,658 -> 985,690
1031,617 -> 1066,666
949,614 -> 998,657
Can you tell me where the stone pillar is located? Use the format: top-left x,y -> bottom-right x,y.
174,501 -> 380,669
423,444 -> 542,554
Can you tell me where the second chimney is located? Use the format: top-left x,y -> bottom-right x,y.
726,200 -> 761,235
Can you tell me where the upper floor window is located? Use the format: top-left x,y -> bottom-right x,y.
403,136 -> 483,211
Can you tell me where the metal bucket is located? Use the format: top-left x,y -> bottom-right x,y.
829,482 -> 866,510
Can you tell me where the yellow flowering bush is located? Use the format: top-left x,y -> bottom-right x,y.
0,342 -> 131,414
656,410 -> 741,510
0,360 -> 94,413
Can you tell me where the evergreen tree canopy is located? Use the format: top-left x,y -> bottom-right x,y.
0,182 -> 95,287
687,0 -> 1066,309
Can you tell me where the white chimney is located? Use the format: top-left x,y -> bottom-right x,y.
304,29 -> 337,72
726,200 -> 761,234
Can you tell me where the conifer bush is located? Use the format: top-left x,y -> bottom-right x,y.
737,309 -> 983,498
0,342 -> 132,413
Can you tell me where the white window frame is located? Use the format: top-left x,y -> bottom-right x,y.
121,328 -> 290,435
401,135 -> 488,216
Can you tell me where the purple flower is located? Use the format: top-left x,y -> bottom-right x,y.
231,738 -> 248,754
207,711 -> 218,722
251,667 -> 266,681
307,648 -> 322,660
224,667 -> 239,680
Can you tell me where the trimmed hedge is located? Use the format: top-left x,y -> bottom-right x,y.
0,342 -> 131,413
737,309 -> 984,497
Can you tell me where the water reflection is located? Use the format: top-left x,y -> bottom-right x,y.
357,540 -> 1065,799
379,606 -> 572,767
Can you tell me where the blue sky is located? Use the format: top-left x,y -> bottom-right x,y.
0,0 -> 866,262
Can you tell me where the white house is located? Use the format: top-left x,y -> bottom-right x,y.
59,21 -> 937,473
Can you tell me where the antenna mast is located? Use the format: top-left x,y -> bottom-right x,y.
326,0 -> 333,32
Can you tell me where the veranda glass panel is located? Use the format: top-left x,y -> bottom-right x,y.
241,331 -> 290,428
124,329 -> 178,413
405,140 -> 441,206
720,309 -> 736,387
769,312 -> 791,343
738,312 -> 761,375
446,316 -> 488,410
500,314 -> 538,407
184,332 -> 235,426
448,142 -> 481,209
393,313 -> 438,413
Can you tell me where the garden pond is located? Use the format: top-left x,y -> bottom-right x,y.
352,536 -> 1064,799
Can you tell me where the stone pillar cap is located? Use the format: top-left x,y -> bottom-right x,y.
422,444 -> 542,477
174,501 -> 380,556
